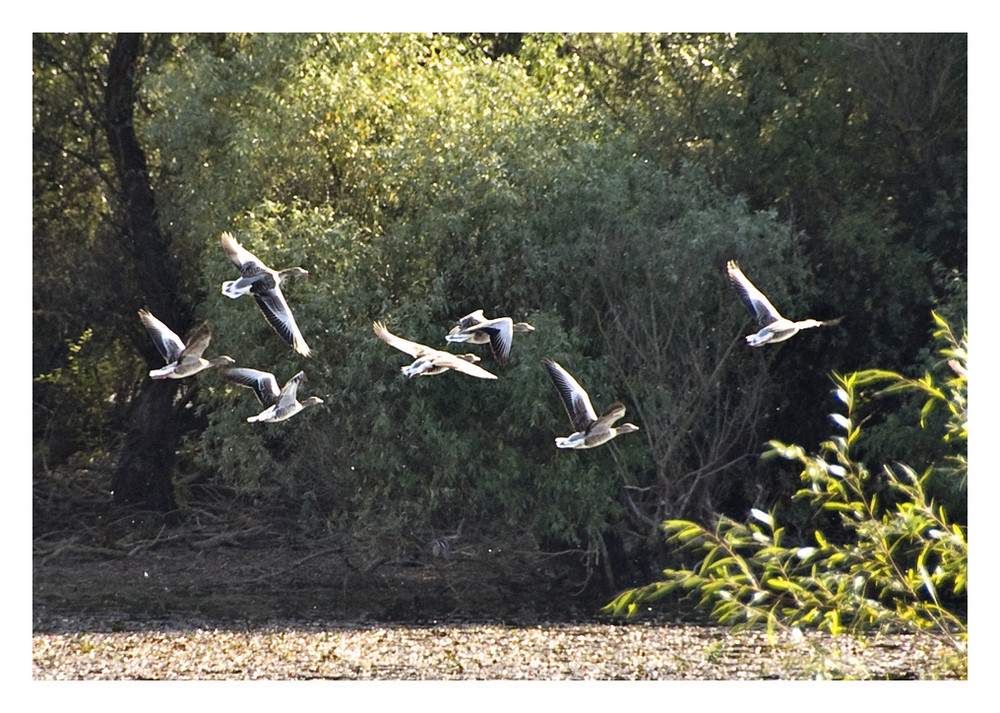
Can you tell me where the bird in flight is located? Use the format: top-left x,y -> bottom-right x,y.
726,260 -> 842,347
138,309 -> 234,379
374,321 -> 497,380
220,367 -> 323,423
445,309 -> 535,366
220,232 -> 311,357
541,357 -> 638,449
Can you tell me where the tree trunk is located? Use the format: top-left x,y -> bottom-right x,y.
105,33 -> 182,511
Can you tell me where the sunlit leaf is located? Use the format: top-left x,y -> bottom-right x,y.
749,508 -> 774,527
830,413 -> 851,431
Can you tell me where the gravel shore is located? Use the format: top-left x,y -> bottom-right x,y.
33,615 -> 959,680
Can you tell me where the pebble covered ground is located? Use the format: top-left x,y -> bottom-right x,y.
32,615 -> 960,680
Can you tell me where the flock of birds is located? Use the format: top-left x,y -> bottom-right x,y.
138,232 -> 323,424
137,234 -> 842,447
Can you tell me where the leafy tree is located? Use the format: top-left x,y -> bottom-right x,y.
604,313 -> 967,667
33,33 -> 966,597
33,33 -> 127,467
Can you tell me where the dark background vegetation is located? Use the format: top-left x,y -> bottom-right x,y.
32,33 -> 966,609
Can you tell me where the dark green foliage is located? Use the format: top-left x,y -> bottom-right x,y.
34,34 -> 966,586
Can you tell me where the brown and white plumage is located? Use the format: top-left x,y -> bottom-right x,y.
726,260 -> 841,347
445,309 -> 535,366
220,367 -> 323,423
138,309 -> 234,379
220,232 -> 311,357
541,357 -> 639,449
373,321 -> 497,380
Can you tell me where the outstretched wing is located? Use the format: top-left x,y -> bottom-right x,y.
727,260 -> 783,326
138,309 -> 186,363
254,287 -> 311,357
593,401 -> 627,430
450,309 -> 486,333
220,367 -> 282,407
373,321 -> 433,359
276,370 -> 307,406
432,352 -> 497,380
465,317 -> 515,365
541,358 -> 598,432
178,321 -> 213,360
221,232 -> 268,274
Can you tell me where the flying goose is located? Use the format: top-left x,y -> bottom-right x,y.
220,232 -> 311,357
138,309 -> 234,380
541,357 -> 639,449
445,309 -> 535,366
373,321 -> 498,380
220,367 -> 324,423
726,260 -> 842,347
